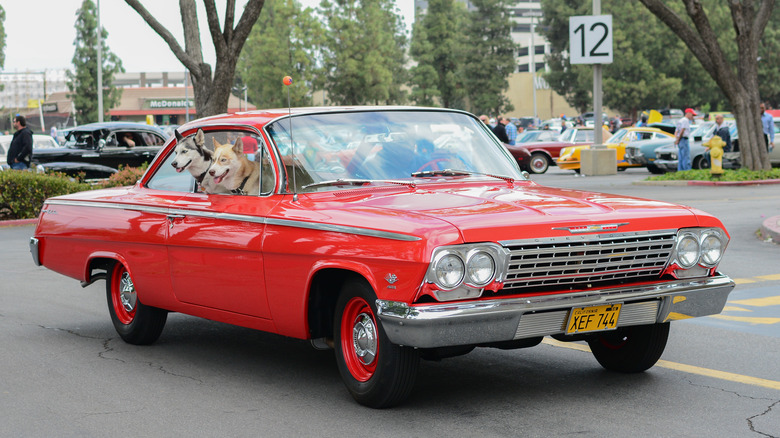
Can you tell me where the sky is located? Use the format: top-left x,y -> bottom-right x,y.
2,0 -> 415,73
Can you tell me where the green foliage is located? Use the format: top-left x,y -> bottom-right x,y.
98,163 -> 148,188
67,0 -> 124,124
237,0 -> 325,108
0,171 -> 91,220
319,0 -> 408,105
647,168 -> 780,182
409,0 -> 467,108
758,7 -> 780,107
461,0 -> 516,115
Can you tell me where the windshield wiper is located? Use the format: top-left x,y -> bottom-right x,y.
301,179 -> 372,190
410,169 -> 471,178
410,169 -> 515,184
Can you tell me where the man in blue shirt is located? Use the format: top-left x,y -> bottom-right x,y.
502,117 -> 518,145
760,103 -> 774,152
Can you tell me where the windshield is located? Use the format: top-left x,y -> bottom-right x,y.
606,129 -> 627,144
266,110 -> 523,192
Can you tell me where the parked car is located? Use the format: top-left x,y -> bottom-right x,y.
0,134 -> 63,171
522,126 -> 611,174
516,129 -> 559,144
557,126 -> 675,172
624,123 -> 677,173
653,122 -> 735,171
31,106 -> 735,408
503,142 -> 533,172
33,122 -> 167,178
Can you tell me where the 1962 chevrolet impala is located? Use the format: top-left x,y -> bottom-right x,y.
30,107 -> 735,407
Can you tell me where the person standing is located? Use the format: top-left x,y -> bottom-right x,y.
7,115 -> 33,170
502,117 -> 518,145
674,108 -> 695,171
492,116 -> 510,143
760,103 -> 774,152
712,114 -> 731,152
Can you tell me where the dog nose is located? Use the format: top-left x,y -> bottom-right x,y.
209,170 -> 215,176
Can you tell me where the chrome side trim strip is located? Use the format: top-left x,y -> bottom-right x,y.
44,199 -> 420,241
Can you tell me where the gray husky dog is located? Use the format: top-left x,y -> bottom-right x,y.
171,129 -> 225,193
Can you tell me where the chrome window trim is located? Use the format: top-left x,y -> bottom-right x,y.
44,199 -> 420,241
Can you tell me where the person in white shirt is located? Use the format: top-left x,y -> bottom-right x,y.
674,108 -> 695,171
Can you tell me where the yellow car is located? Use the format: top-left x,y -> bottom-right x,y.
556,127 -> 675,172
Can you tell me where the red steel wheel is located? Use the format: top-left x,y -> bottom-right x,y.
106,261 -> 168,345
340,296 -> 379,382
333,279 -> 419,408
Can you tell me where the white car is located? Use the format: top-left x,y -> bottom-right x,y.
0,134 -> 59,169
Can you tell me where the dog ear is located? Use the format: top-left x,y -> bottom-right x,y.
195,129 -> 205,147
233,137 -> 244,155
175,129 -> 183,142
212,137 -> 220,148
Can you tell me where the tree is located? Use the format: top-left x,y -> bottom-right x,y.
237,0 -> 324,108
125,0 -> 264,118
319,0 -> 408,105
67,0 -> 124,124
461,0 -> 516,115
638,0 -> 774,170
0,5 -> 6,70
409,0 -> 467,108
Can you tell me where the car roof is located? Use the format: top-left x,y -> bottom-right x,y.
70,122 -> 166,134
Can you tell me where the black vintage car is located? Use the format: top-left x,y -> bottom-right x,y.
33,122 -> 168,178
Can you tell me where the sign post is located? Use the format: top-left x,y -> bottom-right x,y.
570,2 -> 616,176
522,10 -> 544,123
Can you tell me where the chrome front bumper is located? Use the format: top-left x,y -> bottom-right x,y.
29,237 -> 41,266
376,274 -> 735,349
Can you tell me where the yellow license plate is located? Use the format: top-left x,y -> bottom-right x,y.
566,303 -> 622,334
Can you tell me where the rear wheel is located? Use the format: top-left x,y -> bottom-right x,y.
333,279 -> 419,408
106,262 -> 167,345
529,153 -> 550,174
647,164 -> 665,174
587,323 -> 669,373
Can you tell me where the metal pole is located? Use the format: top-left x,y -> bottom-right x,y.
97,0 -> 104,123
531,18 -> 537,122
593,0 -> 602,147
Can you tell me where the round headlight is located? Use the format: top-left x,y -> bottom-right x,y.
434,253 -> 465,289
677,234 -> 700,268
700,233 -> 723,266
466,251 -> 495,286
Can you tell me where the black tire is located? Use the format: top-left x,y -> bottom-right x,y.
587,323 -> 670,373
647,164 -> 665,174
333,279 -> 419,408
106,262 -> 167,345
529,152 -> 550,174
694,155 -> 710,169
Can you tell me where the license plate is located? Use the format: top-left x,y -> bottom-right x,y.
566,303 -> 622,334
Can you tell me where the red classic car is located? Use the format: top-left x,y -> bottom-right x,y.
510,126 -> 612,174
30,107 -> 735,408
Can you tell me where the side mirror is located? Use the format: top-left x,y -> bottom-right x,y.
97,139 -> 106,152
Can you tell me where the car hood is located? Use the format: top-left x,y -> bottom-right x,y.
301,180 -> 707,243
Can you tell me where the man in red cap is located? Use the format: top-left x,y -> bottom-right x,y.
674,108 -> 696,171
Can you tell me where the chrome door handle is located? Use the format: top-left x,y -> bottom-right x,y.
166,214 -> 185,228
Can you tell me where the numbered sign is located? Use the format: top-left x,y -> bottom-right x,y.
569,15 -> 613,64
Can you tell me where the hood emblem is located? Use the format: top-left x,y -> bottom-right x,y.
385,273 -> 398,284
553,223 -> 629,234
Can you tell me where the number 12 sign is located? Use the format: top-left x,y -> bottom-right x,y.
569,15 -> 613,64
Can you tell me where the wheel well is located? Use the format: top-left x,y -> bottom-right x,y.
83,257 -> 118,287
531,151 -> 551,162
307,269 -> 368,340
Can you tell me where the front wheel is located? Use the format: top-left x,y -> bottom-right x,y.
106,262 -> 167,345
587,323 -> 669,373
529,152 -> 550,174
334,279 -> 419,408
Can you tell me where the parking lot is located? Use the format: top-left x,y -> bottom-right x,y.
1,168 -> 779,437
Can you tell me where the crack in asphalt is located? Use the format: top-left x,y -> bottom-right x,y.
37,325 -> 201,383
747,399 -> 780,438
685,379 -> 779,437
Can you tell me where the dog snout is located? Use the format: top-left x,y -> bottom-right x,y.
209,169 -> 216,176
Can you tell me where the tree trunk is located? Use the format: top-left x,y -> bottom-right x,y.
638,0 -> 773,170
125,0 -> 265,118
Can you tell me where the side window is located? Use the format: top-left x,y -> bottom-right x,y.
146,129 -> 274,196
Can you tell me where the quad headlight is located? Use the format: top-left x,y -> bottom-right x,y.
673,228 -> 728,273
427,243 -> 507,301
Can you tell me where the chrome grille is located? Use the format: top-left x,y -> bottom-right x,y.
501,231 -> 675,292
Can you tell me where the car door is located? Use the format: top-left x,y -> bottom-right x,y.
161,128 -> 279,318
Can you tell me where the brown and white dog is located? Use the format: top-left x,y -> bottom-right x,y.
209,137 -> 274,195
171,129 -> 226,194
